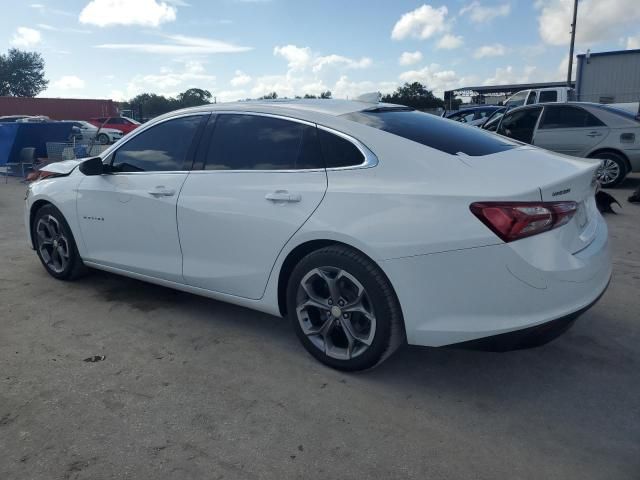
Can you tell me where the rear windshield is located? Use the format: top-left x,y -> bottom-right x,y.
590,104 -> 640,122
341,109 -> 517,156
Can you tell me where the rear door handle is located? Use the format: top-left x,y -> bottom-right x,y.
148,186 -> 176,197
265,190 -> 301,203
586,131 -> 603,137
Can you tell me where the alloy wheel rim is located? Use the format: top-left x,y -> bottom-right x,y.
36,215 -> 70,274
598,158 -> 620,185
296,267 -> 376,360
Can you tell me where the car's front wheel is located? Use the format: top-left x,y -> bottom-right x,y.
592,151 -> 628,188
33,205 -> 87,280
287,245 -> 404,371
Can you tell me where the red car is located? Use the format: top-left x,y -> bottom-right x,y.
88,116 -> 141,135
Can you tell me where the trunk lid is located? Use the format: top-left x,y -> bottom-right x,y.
462,146 -> 601,253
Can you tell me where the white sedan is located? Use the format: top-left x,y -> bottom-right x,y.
25,99 -> 611,370
66,120 -> 124,144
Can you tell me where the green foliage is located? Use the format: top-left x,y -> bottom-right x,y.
381,82 -> 444,110
122,88 -> 212,120
0,48 -> 48,97
259,91 -> 278,100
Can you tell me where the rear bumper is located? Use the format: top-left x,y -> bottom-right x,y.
380,214 -> 611,347
449,276 -> 609,351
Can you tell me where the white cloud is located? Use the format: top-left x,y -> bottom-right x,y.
627,35 -> 640,49
79,0 -> 177,27
474,43 -> 507,58
391,4 -> 449,40
217,89 -> 248,102
332,76 -> 397,100
399,51 -> 423,66
230,70 -> 252,87
123,61 -> 216,98
96,34 -> 252,54
398,64 -> 461,93
36,23 -> 91,34
483,65 -> 537,85
312,54 -> 372,73
536,0 -> 640,46
273,44 -> 372,73
52,75 -> 86,90
273,45 -> 312,70
436,34 -> 464,50
10,27 -> 41,48
460,1 -> 510,23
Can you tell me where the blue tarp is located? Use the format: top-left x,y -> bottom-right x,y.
0,122 -> 74,165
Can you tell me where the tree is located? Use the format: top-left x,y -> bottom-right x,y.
176,88 -> 212,107
259,91 -> 278,100
319,90 -> 332,99
0,48 -> 48,97
382,82 -> 444,110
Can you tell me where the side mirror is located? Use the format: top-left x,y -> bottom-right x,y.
79,157 -> 105,176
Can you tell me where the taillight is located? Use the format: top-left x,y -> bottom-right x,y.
470,201 -> 578,242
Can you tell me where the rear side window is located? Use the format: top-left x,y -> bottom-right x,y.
111,115 -> 203,172
318,128 -> 365,168
538,90 -> 558,102
539,106 -> 605,129
205,114 -> 324,170
343,109 -> 517,156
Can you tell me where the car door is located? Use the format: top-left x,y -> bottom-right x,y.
533,105 -> 609,156
177,112 -> 328,300
76,113 -> 207,282
497,107 -> 542,144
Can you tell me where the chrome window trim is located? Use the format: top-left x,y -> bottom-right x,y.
99,109 -> 378,174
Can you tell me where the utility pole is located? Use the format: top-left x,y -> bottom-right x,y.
567,0 -> 578,87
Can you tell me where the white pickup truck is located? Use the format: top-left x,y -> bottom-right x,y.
505,86 -> 639,115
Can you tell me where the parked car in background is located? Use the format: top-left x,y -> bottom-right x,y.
479,107 -> 507,130
65,120 -> 124,144
445,106 -> 502,126
0,115 -> 35,122
16,115 -> 51,123
88,116 -> 140,135
504,87 -> 574,109
25,99 -> 610,370
486,102 -> 640,187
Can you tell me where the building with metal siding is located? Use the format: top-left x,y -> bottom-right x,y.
576,49 -> 640,104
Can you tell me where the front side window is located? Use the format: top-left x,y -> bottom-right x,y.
497,107 -> 542,143
526,92 -> 537,105
539,106 -> 605,129
507,91 -> 528,107
111,115 -> 203,172
205,114 -> 323,170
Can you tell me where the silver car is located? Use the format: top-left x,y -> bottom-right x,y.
485,102 -> 640,187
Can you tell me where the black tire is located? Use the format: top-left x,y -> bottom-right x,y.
32,204 -> 87,281
97,133 -> 110,145
591,151 -> 628,188
286,245 -> 404,371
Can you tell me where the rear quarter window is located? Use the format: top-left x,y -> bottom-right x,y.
342,109 -> 517,156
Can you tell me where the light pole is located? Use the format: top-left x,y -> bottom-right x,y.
567,0 -> 578,87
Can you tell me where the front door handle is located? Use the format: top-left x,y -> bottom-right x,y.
265,190 -> 301,203
586,131 -> 603,137
148,186 -> 176,197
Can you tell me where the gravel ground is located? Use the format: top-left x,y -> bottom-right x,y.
1,175 -> 639,480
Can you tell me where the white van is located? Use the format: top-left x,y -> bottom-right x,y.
504,87 -> 574,108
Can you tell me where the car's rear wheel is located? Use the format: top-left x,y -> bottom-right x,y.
33,205 -> 87,280
592,151 -> 627,188
97,133 -> 110,145
287,245 -> 404,371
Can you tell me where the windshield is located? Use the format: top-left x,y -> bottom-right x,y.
342,109 -> 517,156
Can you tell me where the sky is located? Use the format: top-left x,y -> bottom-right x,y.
1,0 -> 639,102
